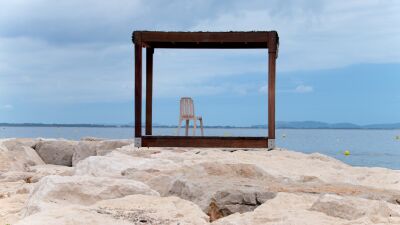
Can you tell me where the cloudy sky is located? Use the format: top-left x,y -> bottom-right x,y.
1,0 -> 399,126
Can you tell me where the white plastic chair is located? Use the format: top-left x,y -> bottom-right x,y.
177,97 -> 204,136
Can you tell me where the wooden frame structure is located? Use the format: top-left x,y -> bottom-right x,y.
132,31 -> 279,148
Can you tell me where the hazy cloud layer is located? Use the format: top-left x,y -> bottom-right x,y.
1,0 -> 399,106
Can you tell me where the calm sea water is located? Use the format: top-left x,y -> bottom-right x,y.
1,127 -> 400,170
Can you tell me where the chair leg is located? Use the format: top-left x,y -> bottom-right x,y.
185,120 -> 189,136
200,118 -> 204,136
177,118 -> 182,135
193,118 -> 196,136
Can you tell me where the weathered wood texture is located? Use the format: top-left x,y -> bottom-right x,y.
142,136 -> 268,148
268,33 -> 278,140
134,43 -> 142,138
133,31 -> 277,49
133,31 -> 279,147
145,48 -> 154,135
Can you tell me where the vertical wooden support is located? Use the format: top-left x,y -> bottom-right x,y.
268,32 -> 277,147
135,43 -> 142,139
145,48 -> 154,135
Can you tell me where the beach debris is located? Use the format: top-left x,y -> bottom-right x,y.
344,150 -> 350,156
282,134 -> 287,138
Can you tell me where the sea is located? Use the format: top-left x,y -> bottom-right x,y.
1,127 -> 399,170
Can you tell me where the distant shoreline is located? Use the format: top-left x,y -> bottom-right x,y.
1,122 -> 400,130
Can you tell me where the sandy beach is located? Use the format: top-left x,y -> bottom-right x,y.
1,138 -> 400,224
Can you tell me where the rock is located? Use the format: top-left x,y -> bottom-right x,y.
27,164 -> 75,182
0,180 -> 32,224
0,165 -> 74,184
15,195 -> 209,225
35,141 -> 77,166
3,138 -> 40,149
0,140 -> 45,172
3,141 -> 400,224
0,181 -> 32,199
0,171 -> 36,183
23,175 -> 159,216
80,136 -> 106,141
212,192 -> 345,225
310,194 -> 400,220
209,190 -> 276,219
74,151 -> 179,177
0,193 -> 29,225
71,140 -> 132,166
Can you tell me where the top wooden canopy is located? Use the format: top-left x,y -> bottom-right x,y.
132,31 -> 279,49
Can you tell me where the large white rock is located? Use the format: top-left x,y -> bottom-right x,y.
23,175 -> 159,216
15,195 -> 209,225
213,192 -> 400,225
0,181 -> 32,224
0,139 -> 45,172
71,140 -> 132,166
310,194 -> 400,220
74,151 -> 179,177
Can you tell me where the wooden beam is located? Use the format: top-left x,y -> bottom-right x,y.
147,42 -> 268,49
134,43 -> 142,138
142,136 -> 268,148
145,48 -> 154,135
139,31 -> 270,43
268,33 -> 277,140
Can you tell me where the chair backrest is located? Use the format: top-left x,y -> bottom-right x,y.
180,97 -> 195,118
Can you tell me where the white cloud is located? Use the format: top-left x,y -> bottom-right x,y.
259,84 -> 313,94
0,0 -> 399,104
2,104 -> 13,110
259,85 -> 268,93
192,0 -> 400,71
294,85 -> 313,93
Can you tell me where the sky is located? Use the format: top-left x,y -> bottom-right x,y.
0,0 -> 399,126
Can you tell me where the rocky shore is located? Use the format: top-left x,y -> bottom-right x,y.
1,138 -> 400,224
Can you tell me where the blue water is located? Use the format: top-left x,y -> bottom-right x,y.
1,127 -> 400,170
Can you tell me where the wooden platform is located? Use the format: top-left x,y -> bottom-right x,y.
141,136 -> 268,148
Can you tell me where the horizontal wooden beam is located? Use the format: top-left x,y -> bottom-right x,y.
141,136 -> 268,148
132,31 -> 279,49
147,42 -> 269,49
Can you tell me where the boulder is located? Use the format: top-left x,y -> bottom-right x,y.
27,164 -> 75,182
212,193 -> 345,225
15,195 -> 209,225
0,140 -> 45,172
3,138 -> 40,149
0,193 -> 29,225
74,151 -> 179,177
35,141 -> 77,166
71,140 -> 132,166
310,194 -> 400,220
23,175 -> 159,216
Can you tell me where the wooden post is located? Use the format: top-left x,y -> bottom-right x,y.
145,48 -> 154,135
268,32 -> 277,147
134,43 -> 142,139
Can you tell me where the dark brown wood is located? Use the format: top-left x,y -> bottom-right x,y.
134,43 -> 142,138
145,42 -> 268,49
133,31 -> 273,49
268,32 -> 278,140
133,31 -> 279,148
145,48 -> 154,135
142,136 -> 268,148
